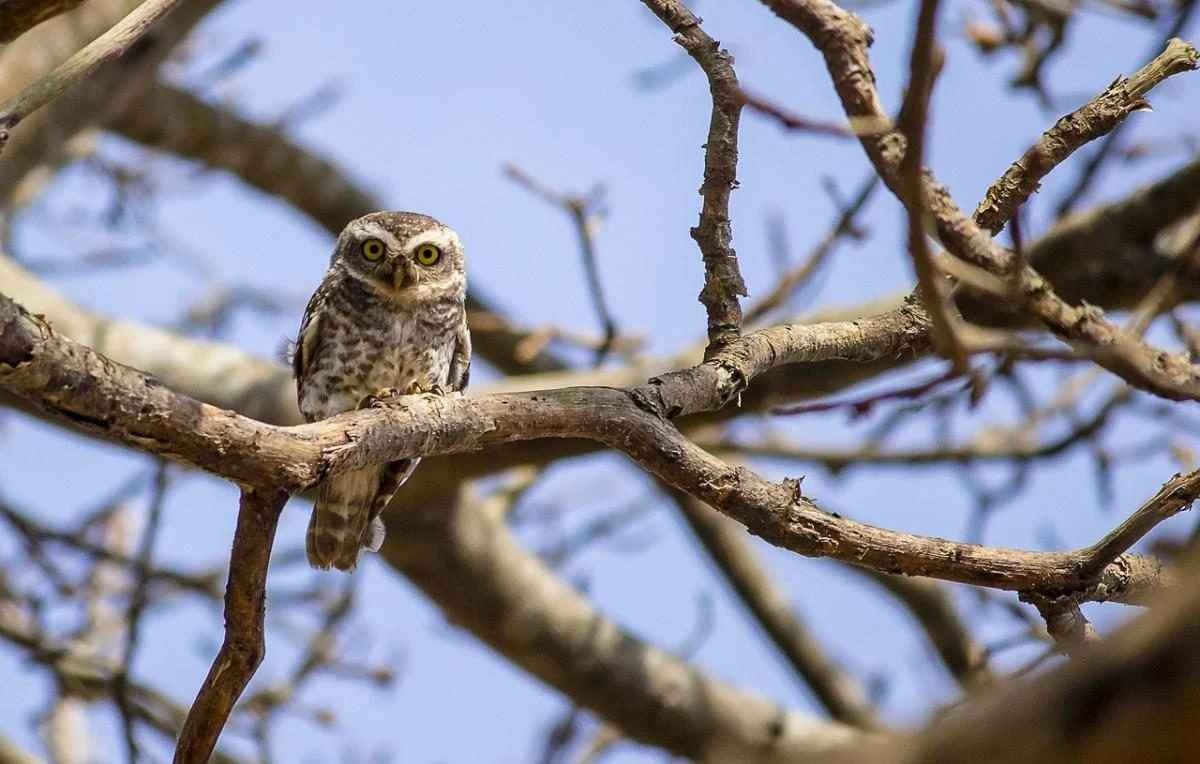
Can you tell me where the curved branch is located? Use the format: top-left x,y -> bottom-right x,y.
672,492 -> 883,728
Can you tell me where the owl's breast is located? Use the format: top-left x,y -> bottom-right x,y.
298,303 -> 457,421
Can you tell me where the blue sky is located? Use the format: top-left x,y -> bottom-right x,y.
1,1 -> 1197,761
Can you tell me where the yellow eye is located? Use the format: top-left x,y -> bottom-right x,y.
361,238 -> 385,261
415,243 -> 442,266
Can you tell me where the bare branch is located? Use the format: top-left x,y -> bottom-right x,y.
975,38 -> 1200,235
641,0 -> 748,353
895,0 -> 972,378
174,487 -> 288,764
737,88 -> 863,138
387,489 -> 870,763
849,569 -> 992,689
900,553 -> 1200,763
745,175 -> 878,325
503,164 -> 621,363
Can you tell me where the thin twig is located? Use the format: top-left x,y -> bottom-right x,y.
896,0 -> 973,382
737,88 -> 867,137
744,175 -> 878,324
502,164 -> 620,364
114,461 -> 170,764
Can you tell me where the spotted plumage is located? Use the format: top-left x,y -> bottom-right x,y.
293,211 -> 470,571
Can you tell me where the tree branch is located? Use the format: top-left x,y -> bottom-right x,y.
0,291 -> 1180,604
672,492 -> 883,729
174,487 -> 288,764
387,488 -> 870,763
641,0 -> 748,353
974,38 -> 1200,235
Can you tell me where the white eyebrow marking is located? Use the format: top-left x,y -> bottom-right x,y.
404,227 -> 461,253
351,220 -> 405,251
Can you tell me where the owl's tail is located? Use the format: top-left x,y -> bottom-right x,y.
306,459 -> 417,571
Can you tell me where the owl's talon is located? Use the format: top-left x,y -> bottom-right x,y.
403,382 -> 447,396
357,388 -> 402,409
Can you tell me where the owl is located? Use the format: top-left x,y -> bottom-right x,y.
293,211 -> 471,571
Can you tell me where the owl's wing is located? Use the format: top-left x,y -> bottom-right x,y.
447,314 -> 472,392
293,285 -> 328,399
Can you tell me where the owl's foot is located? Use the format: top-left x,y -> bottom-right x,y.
357,387 -> 403,409
404,381 -> 448,396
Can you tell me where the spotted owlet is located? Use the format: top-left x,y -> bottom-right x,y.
293,211 -> 471,571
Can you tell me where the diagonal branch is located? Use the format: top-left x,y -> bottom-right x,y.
671,492 -> 883,729
974,38 -> 1200,235
641,0 -> 748,354
0,0 -> 185,150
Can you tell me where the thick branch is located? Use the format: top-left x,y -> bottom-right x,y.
174,487 -> 288,764
0,291 -> 1179,604
900,553 -> 1200,762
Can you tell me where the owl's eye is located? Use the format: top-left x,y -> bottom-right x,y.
360,238 -> 386,261
415,243 -> 442,266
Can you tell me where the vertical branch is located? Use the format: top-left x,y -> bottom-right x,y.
896,0 -> 971,378
641,0 -> 748,355
174,487 -> 288,764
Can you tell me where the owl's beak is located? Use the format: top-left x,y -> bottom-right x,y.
392,261 -> 417,291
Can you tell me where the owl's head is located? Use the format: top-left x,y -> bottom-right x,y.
332,211 -> 466,303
